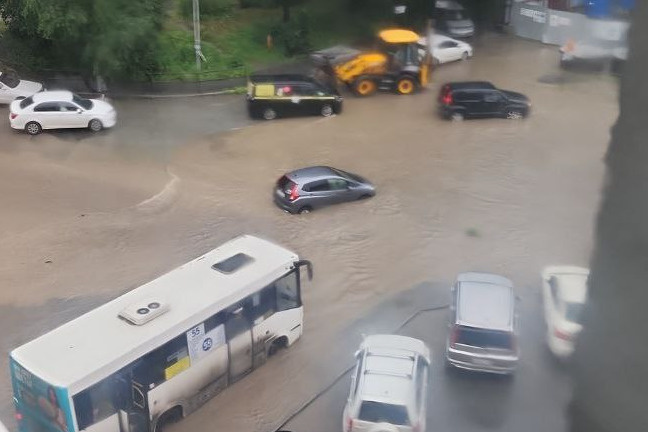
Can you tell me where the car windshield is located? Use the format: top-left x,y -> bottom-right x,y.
443,10 -> 466,21
0,72 -> 21,88
358,401 -> 410,426
19,96 -> 34,109
72,94 -> 93,110
331,168 -> 364,183
565,302 -> 584,324
457,326 -> 513,349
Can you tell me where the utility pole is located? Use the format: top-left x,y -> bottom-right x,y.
192,0 -> 202,72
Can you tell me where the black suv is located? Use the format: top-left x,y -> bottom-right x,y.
438,81 -> 531,121
247,74 -> 343,120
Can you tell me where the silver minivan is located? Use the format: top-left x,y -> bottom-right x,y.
343,335 -> 430,432
446,272 -> 520,374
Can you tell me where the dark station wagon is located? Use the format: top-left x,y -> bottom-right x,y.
438,81 -> 531,121
247,74 -> 343,120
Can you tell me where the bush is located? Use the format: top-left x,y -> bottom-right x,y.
270,10 -> 311,56
179,0 -> 237,18
239,0 -> 275,8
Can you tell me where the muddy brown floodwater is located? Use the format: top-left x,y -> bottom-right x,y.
0,34 -> 616,431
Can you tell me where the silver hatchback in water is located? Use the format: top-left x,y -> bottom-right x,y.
446,272 -> 520,374
274,166 -> 375,214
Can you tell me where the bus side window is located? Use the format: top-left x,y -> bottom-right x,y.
135,334 -> 189,386
204,311 -> 226,333
276,271 -> 299,311
73,379 -> 117,430
247,285 -> 277,322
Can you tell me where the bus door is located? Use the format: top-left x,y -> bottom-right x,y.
225,303 -> 253,382
114,374 -> 149,432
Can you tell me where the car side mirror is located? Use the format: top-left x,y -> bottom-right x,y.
76,108 -> 83,114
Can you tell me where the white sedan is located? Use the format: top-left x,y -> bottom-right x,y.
9,90 -> 116,135
541,266 -> 589,359
418,34 -> 473,65
0,70 -> 43,104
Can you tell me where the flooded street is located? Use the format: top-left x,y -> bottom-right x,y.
0,34 -> 617,431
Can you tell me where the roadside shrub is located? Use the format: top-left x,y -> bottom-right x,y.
270,10 -> 311,56
239,0 -> 275,8
179,0 -> 237,18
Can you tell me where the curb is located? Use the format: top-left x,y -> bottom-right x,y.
109,88 -> 242,100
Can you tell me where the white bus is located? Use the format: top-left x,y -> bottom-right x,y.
10,235 -> 312,432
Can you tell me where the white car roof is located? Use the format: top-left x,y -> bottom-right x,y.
361,334 -> 430,360
32,90 -> 74,103
358,335 -> 429,406
418,34 -> 460,46
543,266 -> 589,303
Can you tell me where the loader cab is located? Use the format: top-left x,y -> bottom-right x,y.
372,29 -> 429,95
377,29 -> 423,71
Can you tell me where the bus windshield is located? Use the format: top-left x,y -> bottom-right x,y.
11,359 -> 74,432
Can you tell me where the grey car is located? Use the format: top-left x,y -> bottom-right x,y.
446,272 -> 520,374
274,166 -> 375,214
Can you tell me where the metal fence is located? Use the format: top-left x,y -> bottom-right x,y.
511,1 -> 617,46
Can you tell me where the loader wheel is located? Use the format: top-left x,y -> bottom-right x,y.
396,77 -> 416,95
354,78 -> 376,97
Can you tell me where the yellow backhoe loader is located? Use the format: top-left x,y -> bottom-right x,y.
312,29 -> 429,96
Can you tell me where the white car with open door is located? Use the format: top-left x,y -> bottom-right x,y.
0,70 -> 43,104
541,266 -> 589,359
418,34 -> 473,65
9,90 -> 116,135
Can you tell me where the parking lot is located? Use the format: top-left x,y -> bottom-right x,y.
0,33 -> 617,432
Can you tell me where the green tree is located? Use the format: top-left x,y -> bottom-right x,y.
0,0 -> 165,80
276,0 -> 304,22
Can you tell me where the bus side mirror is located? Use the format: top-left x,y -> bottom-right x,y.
295,260 -> 313,281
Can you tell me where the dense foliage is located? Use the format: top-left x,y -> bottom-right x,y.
0,0 -> 165,80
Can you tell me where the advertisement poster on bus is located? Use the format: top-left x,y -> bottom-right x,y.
10,359 -> 74,432
187,323 -> 226,363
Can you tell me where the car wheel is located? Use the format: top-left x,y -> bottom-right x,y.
88,119 -> 103,132
321,104 -> 334,117
262,107 -> 277,120
297,206 -> 312,214
506,110 -> 524,120
396,76 -> 416,95
25,121 -> 42,135
462,51 -> 469,60
451,112 -> 464,121
358,194 -> 372,200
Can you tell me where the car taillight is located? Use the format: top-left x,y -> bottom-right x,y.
442,93 -> 452,105
554,328 -> 572,341
346,417 -> 353,432
10,113 -> 18,120
450,325 -> 459,348
412,422 -> 421,432
289,184 -> 300,201
15,411 -> 23,421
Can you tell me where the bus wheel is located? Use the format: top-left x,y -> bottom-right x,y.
268,337 -> 288,357
155,407 -> 183,432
